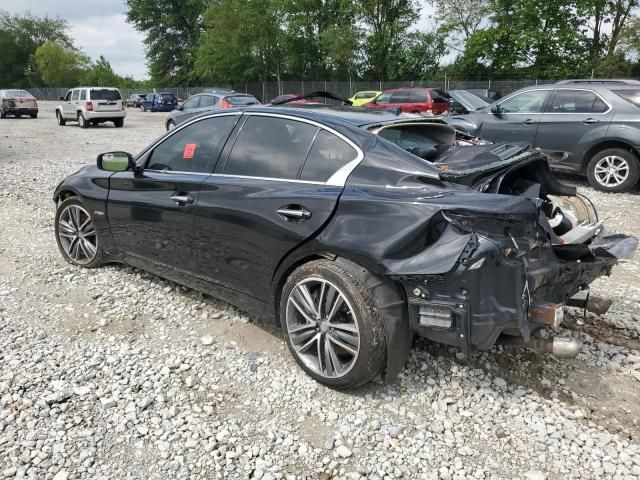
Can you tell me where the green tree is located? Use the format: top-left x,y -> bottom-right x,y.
389,31 -> 448,79
430,0 -> 491,52
125,0 -> 212,85
195,0 -> 285,83
0,10 -> 74,86
84,56 -> 122,86
34,41 -> 90,86
360,0 -> 419,80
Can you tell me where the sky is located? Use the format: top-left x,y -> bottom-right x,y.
2,1 -> 438,81
2,0 -> 148,79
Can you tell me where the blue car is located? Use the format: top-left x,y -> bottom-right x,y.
140,92 -> 177,112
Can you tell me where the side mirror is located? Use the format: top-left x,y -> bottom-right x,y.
490,104 -> 501,115
97,151 -> 135,172
59,96 -> 65,101
177,105 -> 183,111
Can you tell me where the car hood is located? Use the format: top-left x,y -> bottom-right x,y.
447,90 -> 490,112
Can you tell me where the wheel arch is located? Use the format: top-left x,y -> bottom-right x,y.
53,188 -> 80,204
272,250 -> 412,383
581,140 -> 640,172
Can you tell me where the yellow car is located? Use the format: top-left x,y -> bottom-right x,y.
348,90 -> 382,107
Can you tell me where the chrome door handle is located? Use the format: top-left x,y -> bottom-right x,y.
583,118 -> 599,124
170,193 -> 194,205
277,206 -> 312,221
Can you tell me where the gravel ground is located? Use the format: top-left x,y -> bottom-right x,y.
1,102 -> 640,480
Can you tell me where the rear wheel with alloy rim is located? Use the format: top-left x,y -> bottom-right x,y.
54,197 -> 104,268
280,260 -> 386,389
167,120 -> 176,131
587,148 -> 640,193
78,112 -> 89,128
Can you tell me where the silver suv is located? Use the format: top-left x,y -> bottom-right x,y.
56,87 -> 126,128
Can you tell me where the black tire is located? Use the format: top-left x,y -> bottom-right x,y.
78,112 -> 89,128
279,259 -> 386,389
586,148 -> 640,193
30,113 -> 37,119
0,111 -> 6,119
141,105 -> 146,112
54,196 -> 104,268
15,113 -> 22,118
56,111 -> 65,126
166,120 -> 175,131
114,118 -> 124,128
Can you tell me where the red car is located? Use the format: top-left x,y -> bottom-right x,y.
270,94 -> 322,105
363,87 -> 450,115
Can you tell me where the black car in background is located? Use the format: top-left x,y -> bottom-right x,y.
445,84 -> 640,192
165,91 -> 260,130
53,106 -> 636,388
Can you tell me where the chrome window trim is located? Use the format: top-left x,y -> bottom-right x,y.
136,110 -> 364,187
495,88 -> 612,115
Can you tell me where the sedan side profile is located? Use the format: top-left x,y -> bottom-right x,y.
445,84 -> 640,192
54,106 -> 636,388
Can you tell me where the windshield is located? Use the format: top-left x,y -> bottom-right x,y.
90,89 -> 121,101
612,89 -> 640,108
449,90 -> 490,110
226,95 -> 261,106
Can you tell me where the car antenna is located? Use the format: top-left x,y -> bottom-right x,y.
271,91 -> 353,106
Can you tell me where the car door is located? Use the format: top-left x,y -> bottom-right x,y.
478,89 -> 552,145
535,88 -> 613,169
63,90 -> 76,118
107,114 -> 240,272
193,113 -> 362,301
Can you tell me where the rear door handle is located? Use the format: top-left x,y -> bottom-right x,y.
522,118 -> 536,125
277,205 -> 312,221
583,118 -> 599,124
170,193 -> 194,205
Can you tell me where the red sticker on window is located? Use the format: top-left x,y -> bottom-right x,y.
183,143 -> 196,159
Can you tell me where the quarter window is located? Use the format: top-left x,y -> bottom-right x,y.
410,90 -> 429,102
499,90 -> 549,113
549,90 -> 608,113
80,90 -> 86,101
300,130 -> 358,182
224,116 -> 317,180
147,116 -> 237,173
390,91 -> 411,103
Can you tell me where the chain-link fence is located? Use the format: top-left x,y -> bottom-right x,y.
29,79 -> 558,102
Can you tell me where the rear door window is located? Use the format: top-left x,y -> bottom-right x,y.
223,116 -> 317,180
612,89 -> 640,108
410,90 -> 429,102
548,90 -> 608,113
147,115 -> 237,173
390,91 -> 411,103
71,90 -> 79,101
300,130 -> 358,182
199,95 -> 217,108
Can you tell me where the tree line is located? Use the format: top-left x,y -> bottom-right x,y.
2,1 -> 640,89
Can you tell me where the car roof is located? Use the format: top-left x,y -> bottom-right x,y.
384,87 -> 437,91
555,79 -> 640,85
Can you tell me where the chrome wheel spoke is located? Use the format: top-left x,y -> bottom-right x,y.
286,278 -> 360,379
57,204 -> 97,265
328,333 -> 358,356
58,219 -> 75,235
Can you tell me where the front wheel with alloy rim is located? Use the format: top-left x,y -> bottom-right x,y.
56,111 -> 65,126
587,148 -> 640,193
280,260 -> 386,389
54,197 -> 104,268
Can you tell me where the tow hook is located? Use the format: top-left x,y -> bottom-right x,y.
498,335 -> 583,358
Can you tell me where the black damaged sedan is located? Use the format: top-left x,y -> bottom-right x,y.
53,105 -> 637,388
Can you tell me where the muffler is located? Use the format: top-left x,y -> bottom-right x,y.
566,294 -> 612,316
498,335 -> 583,358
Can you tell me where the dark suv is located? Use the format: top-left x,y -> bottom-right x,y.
140,93 -> 178,112
364,88 -> 451,115
445,84 -> 640,192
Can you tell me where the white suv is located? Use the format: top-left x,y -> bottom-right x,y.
56,87 -> 126,128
